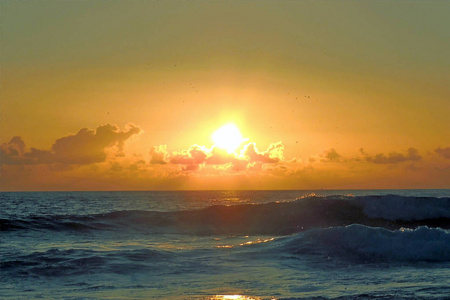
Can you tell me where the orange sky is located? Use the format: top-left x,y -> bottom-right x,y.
1,1 -> 449,191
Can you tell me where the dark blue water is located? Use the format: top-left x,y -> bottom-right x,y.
1,190 -> 449,299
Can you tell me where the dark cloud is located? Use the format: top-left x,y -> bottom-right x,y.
110,162 -> 124,172
6,136 -> 25,155
129,160 -> 146,171
366,147 -> 421,164
435,147 -> 450,159
51,124 -> 140,164
1,124 -> 141,165
320,148 -> 341,162
1,136 -> 29,164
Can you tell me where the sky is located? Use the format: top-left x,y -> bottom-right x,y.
1,0 -> 449,191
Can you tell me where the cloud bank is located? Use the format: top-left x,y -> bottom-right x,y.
1,124 -> 141,165
435,147 -> 450,159
1,123 -> 449,190
365,148 -> 421,164
149,142 -> 285,171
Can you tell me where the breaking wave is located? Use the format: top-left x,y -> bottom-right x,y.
276,224 -> 450,263
1,195 -> 449,235
2,225 -> 449,279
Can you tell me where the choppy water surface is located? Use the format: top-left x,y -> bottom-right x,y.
1,190 -> 449,299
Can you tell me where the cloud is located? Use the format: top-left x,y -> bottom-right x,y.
242,142 -> 283,163
1,136 -> 29,165
129,160 -> 146,171
170,144 -> 210,172
435,147 -> 450,159
205,147 -> 237,165
171,144 -> 209,165
182,163 -> 201,171
189,145 -> 209,164
4,132 -> 450,190
149,145 -> 169,164
1,137 -> 56,165
1,124 -> 141,165
51,124 -> 141,164
320,148 -> 341,162
147,142 -> 285,171
4,136 -> 25,155
366,147 -> 421,164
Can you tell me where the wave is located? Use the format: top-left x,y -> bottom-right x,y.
3,225 -> 448,280
278,224 -> 450,263
0,248 -> 175,277
358,194 -> 450,221
1,195 -> 449,235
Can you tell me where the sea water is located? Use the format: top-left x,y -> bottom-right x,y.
1,190 -> 449,299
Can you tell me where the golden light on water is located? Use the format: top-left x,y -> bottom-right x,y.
215,237 -> 276,249
210,295 -> 267,300
239,238 -> 275,246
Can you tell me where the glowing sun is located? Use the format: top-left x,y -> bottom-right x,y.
212,124 -> 246,153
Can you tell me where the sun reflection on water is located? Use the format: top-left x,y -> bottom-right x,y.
215,237 -> 275,249
210,295 -> 267,300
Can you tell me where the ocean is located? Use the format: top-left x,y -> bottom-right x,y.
1,190 -> 449,299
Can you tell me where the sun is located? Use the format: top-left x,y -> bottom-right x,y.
212,124 -> 246,153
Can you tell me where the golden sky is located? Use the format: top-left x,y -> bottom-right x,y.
1,1 -> 449,191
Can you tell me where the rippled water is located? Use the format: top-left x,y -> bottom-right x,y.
1,190 -> 449,299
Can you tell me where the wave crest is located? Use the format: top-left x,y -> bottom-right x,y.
280,224 -> 450,263
2,195 -> 449,235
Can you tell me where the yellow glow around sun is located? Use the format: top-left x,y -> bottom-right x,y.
212,124 -> 246,153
